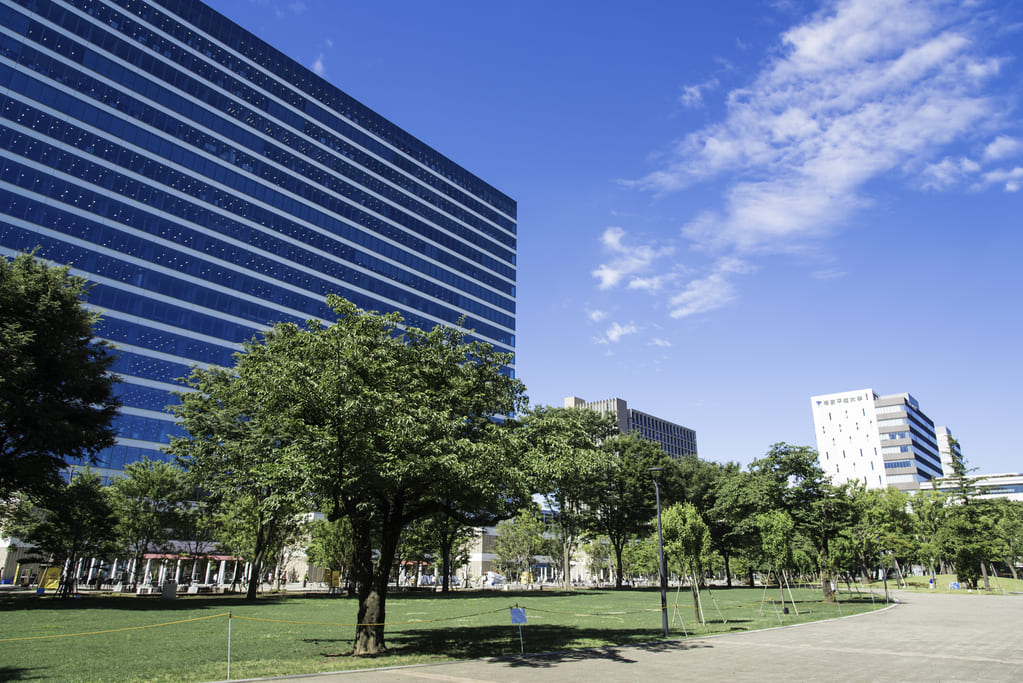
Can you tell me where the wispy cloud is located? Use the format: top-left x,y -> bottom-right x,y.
594,321 -> 640,345
588,309 -> 609,322
981,166 -> 1023,193
670,258 -> 750,319
679,78 -> 720,109
649,337 -> 672,348
599,0 -> 1016,330
628,0 -> 1010,254
592,227 -> 674,289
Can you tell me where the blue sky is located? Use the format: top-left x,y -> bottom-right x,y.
205,0 -> 1022,474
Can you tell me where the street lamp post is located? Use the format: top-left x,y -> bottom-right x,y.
649,467 -> 669,638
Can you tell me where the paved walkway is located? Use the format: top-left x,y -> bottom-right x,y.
254,591 -> 1023,682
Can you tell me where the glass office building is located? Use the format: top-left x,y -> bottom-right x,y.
0,0 -> 516,476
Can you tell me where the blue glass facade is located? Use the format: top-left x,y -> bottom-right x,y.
0,0 -> 516,474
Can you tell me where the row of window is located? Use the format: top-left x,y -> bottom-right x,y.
0,168 -> 515,338
100,316 -> 239,366
10,0 -> 517,223
0,169 -> 516,345
0,96 -> 514,309
5,19 -> 516,257
112,380 -> 181,413
0,59 -> 516,285
0,77 -> 516,300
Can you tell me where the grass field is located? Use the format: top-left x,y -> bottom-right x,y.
0,585 -> 886,682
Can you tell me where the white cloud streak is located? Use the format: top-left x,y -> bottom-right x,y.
592,227 -> 674,289
628,0 -> 1009,254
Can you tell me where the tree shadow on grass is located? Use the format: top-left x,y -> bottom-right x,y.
300,624 -> 716,668
0,665 -> 48,681
373,624 -> 711,663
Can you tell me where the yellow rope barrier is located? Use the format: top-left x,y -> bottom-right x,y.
0,612 -> 230,642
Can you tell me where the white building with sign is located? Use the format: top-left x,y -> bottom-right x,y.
811,389 -> 947,491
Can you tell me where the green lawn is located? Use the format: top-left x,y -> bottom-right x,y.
0,585 -> 884,682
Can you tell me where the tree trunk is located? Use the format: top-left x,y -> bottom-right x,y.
57,555 -> 77,599
822,574 -> 836,603
439,528 -> 453,593
354,576 -> 387,655
247,515 -> 271,601
690,573 -> 702,624
613,544 -> 625,589
1008,561 -> 1018,581
980,561 -> 990,590
352,513 -> 400,656
723,553 -> 732,588
562,535 -> 572,590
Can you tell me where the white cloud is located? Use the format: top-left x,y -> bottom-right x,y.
626,0 -> 1008,254
649,337 -> 672,347
921,156 -> 981,190
984,136 -> 1022,161
980,166 -> 1023,192
312,53 -> 326,76
669,258 -> 750,319
679,79 -> 719,109
592,227 -> 674,289
597,321 -> 634,343
588,309 -> 609,322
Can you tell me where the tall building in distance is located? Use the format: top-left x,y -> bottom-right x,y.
0,0 -> 516,478
564,396 -> 698,459
810,389 -> 946,491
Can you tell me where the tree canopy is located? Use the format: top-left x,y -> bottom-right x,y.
170,295 -> 528,654
0,252 -> 120,499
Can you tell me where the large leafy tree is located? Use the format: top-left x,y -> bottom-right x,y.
227,295 -> 528,655
584,434 -> 666,588
2,469 -> 117,598
170,358 -> 314,600
107,458 -> 190,589
0,252 -> 120,499
748,443 -> 850,602
522,405 -> 617,590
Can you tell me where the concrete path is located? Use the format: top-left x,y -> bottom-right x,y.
258,591 -> 1023,682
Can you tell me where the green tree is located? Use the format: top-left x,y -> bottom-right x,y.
757,508 -> 796,596
749,443 -> 850,602
935,443 -> 996,589
2,469 -> 116,598
662,502 -> 711,623
991,499 -> 1023,581
230,296 -> 527,655
584,434 -> 666,588
412,513 -> 479,592
622,535 -> 659,583
523,405 -> 617,590
107,458 -> 190,589
909,490 -> 950,578
494,505 -> 548,583
0,252 -> 120,499
305,516 -> 355,589
709,466 -> 765,586
170,359 -> 314,601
